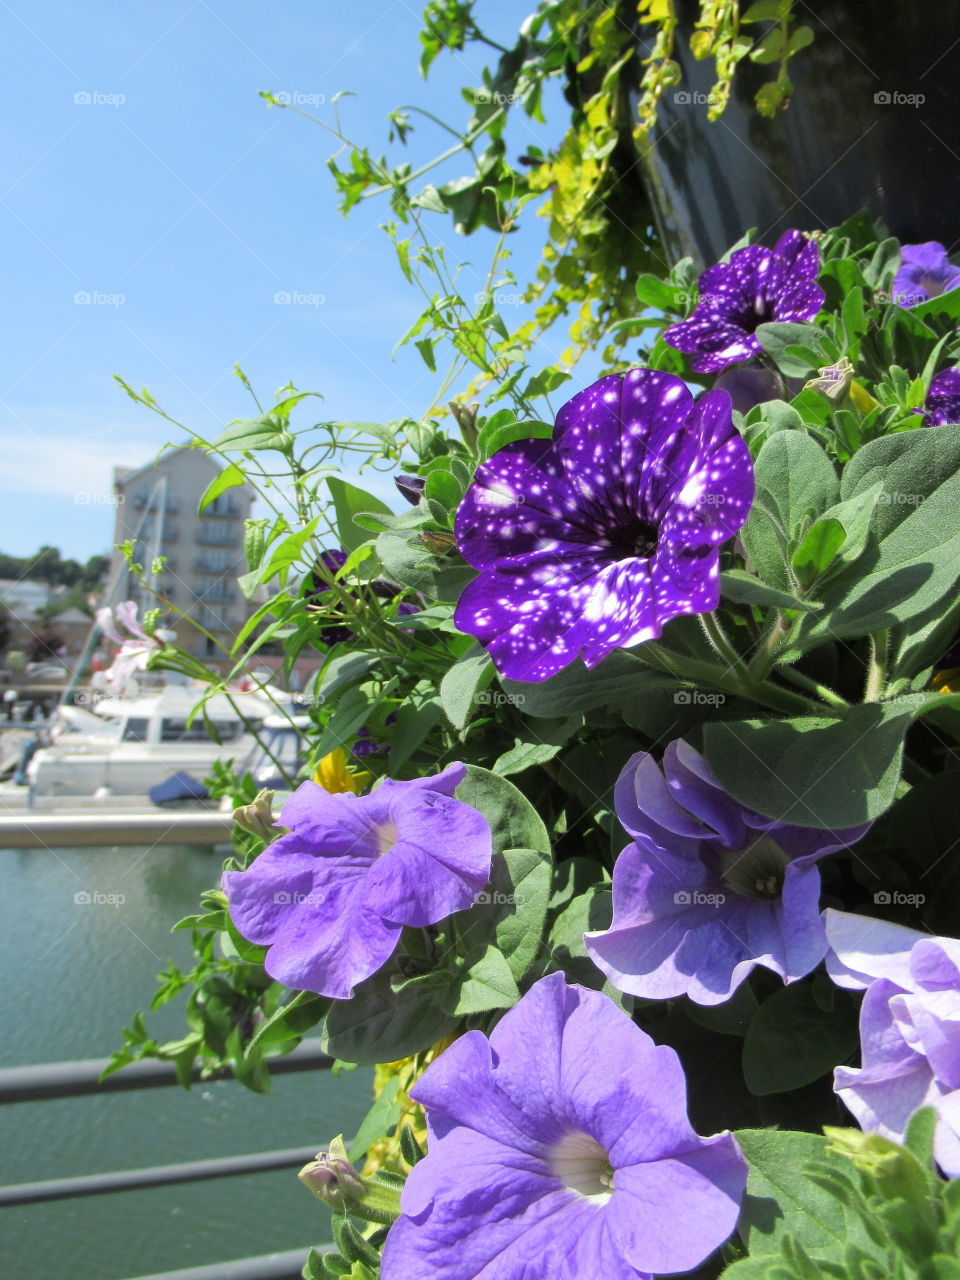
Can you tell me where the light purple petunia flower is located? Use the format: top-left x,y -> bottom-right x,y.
223,762 -> 492,999
381,972 -> 747,1280
922,368 -> 960,426
663,230 -> 824,373
453,370 -> 754,682
824,909 -> 960,1176
584,743 -> 869,1006
893,241 -> 960,308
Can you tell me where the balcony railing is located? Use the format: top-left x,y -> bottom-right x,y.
196,527 -> 239,548
0,1042 -> 335,1280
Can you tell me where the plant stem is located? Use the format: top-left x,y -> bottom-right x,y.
636,644 -> 829,718
776,665 -> 850,709
864,629 -> 889,702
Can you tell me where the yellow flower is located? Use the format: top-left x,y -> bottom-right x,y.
931,668 -> 960,695
312,749 -> 371,795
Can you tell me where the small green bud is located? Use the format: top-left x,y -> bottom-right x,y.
299,1136 -> 403,1225
233,789 -> 279,842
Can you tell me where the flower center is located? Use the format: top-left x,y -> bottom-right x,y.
373,819 -> 398,855
548,1130 -> 615,1203
921,272 -> 947,298
720,833 -> 790,900
608,517 -> 660,562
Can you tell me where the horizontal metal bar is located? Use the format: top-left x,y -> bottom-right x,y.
0,809 -> 234,848
0,1038 -> 331,1104
120,1247 -> 324,1280
0,1145 -> 321,1207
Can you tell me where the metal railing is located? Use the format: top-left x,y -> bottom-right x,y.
0,1039 -> 335,1280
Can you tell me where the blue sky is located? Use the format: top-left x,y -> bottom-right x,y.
0,0 -> 585,563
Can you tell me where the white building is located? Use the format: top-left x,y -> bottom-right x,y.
111,448 -> 252,667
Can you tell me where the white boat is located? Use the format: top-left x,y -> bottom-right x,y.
26,684 -> 288,798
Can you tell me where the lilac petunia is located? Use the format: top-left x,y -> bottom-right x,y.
893,241 -> 960,308
223,762 -> 492,999
453,370 -> 754,682
825,909 -> 960,1176
663,230 -> 824,373
381,973 -> 747,1280
95,600 -> 164,691
584,743 -> 869,1005
921,368 -> 960,426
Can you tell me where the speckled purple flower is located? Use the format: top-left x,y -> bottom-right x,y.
893,242 -> 960,308
453,370 -> 754,682
922,369 -> 960,426
825,909 -> 960,1176
223,762 -> 492,999
664,230 -> 824,373
381,973 -> 747,1280
584,743 -> 869,1005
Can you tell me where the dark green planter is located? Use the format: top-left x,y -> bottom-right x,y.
635,1 -> 960,265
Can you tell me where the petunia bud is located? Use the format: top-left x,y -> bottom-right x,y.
419,530 -> 457,556
394,474 -> 426,506
804,357 -> 854,403
299,1135 -> 402,1224
448,400 -> 479,450
233,789 -> 279,842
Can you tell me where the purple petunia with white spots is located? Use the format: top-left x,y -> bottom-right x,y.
663,230 -> 824,373
922,368 -> 960,426
585,743 -> 869,1005
223,762 -> 492,999
893,241 -> 960,308
453,369 -> 754,682
381,973 -> 748,1279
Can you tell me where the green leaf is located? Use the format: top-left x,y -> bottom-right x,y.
347,1075 -> 403,1163
323,969 -> 459,1064
327,478 -> 394,554
756,322 -> 831,377
245,991 -> 329,1056
211,413 -> 295,454
720,570 -> 822,613
742,983 -> 859,1095
791,517 -> 846,587
741,432 -> 839,590
796,426 -> 960,650
503,650 -> 677,718
449,846 -> 552,983
198,463 -> 245,514
703,692 -> 960,828
735,1129 -> 878,1259
909,285 -> 960,326
455,766 -> 551,855
440,648 -> 494,732
477,414 -> 553,461
443,943 -> 520,1015
492,740 -> 563,776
